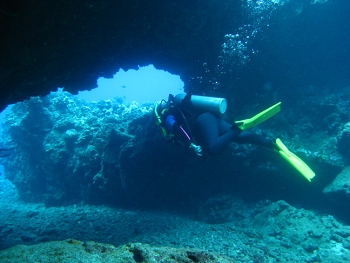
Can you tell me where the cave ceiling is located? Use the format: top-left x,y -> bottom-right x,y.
1,0 -> 350,112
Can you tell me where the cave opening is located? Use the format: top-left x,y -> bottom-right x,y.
76,64 -> 184,103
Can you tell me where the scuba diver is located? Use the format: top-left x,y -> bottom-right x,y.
154,93 -> 315,182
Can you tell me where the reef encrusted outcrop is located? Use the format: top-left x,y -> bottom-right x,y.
324,166 -> 350,202
1,87 -> 350,214
0,240 -> 234,263
0,197 -> 350,262
0,91 -> 153,206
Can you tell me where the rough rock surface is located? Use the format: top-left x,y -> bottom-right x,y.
1,1 -> 349,113
0,91 -> 152,206
2,88 -> 350,214
0,240 -> 233,263
324,166 -> 350,201
0,0 -> 242,111
0,185 -> 350,262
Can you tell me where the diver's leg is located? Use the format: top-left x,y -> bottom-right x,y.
216,117 -> 274,149
233,131 -> 274,148
194,113 -> 239,155
217,118 -> 232,135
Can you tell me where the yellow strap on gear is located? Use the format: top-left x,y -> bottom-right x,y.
154,101 -> 173,138
154,102 -> 162,125
275,138 -> 315,182
235,102 -> 282,131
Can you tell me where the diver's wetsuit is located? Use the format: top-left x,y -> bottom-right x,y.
193,112 -> 272,155
164,105 -> 273,156
163,105 -> 197,146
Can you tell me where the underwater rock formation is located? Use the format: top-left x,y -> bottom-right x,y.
1,88 -> 350,213
2,91 -> 250,207
0,240 -> 234,263
0,91 -> 153,206
0,198 -> 350,262
1,0 -> 350,114
324,166 -> 350,202
0,91 -> 309,208
0,0 -> 242,112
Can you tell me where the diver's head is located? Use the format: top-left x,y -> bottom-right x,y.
168,94 -> 175,105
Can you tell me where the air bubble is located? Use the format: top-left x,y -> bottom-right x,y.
220,0 -> 281,67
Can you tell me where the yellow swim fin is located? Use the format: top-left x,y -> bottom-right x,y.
235,102 -> 281,131
275,138 -> 315,182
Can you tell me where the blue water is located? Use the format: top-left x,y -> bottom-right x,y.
76,64 -> 184,103
1,1 -> 350,260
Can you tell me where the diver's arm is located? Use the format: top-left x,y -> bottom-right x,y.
165,115 -> 202,156
165,114 -> 191,144
172,122 -> 192,145
173,123 -> 202,156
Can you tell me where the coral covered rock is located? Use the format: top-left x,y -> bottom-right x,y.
324,166 -> 350,201
0,91 -> 152,206
0,240 -> 233,263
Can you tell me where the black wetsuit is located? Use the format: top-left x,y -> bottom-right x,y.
163,104 -> 198,146
163,103 -> 273,156
193,112 -> 272,155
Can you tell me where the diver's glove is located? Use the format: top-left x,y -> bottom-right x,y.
190,143 -> 202,156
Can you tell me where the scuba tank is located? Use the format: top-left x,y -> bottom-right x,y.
174,93 -> 227,115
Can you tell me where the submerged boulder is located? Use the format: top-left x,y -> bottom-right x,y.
323,166 -> 350,201
1,88 -> 350,212
0,240 -> 234,263
0,198 -> 349,262
0,91 -> 152,206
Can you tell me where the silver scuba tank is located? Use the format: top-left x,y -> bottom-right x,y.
174,93 -> 227,115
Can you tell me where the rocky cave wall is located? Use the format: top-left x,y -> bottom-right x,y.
2,0 -> 350,217
1,0 -> 350,113
0,0 -> 242,111
2,89 -> 350,216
